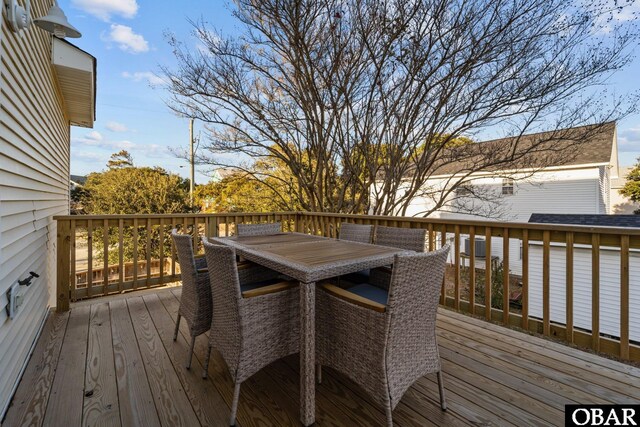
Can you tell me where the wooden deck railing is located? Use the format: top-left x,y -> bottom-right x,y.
55,211 -> 640,362
54,213 -> 298,310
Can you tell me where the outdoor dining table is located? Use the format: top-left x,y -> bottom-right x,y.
211,231 -> 410,426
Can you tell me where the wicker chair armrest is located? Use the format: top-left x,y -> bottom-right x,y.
196,268 -> 208,274
242,280 -> 297,298
320,283 -> 386,313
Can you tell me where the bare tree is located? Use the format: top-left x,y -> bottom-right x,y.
164,0 -> 638,216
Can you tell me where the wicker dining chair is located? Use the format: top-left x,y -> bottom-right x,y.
201,241 -> 299,426
369,226 -> 428,289
172,230 -> 280,370
171,229 -> 212,369
375,225 -> 427,252
236,222 -> 282,236
317,245 -> 450,427
339,222 -> 374,243
338,223 -> 375,285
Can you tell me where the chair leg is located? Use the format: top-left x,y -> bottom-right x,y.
230,381 -> 241,426
437,370 -> 447,411
173,314 -> 181,341
316,363 -> 322,384
385,403 -> 393,427
202,344 -> 212,379
186,335 -> 196,370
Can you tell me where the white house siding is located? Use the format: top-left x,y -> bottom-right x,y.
404,167 -> 602,221
402,168 -> 604,276
528,243 -> 640,342
611,167 -> 639,214
0,0 -> 71,417
598,166 -> 610,214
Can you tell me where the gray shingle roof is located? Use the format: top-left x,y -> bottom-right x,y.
70,174 -> 87,185
528,213 -> 640,228
430,122 -> 615,176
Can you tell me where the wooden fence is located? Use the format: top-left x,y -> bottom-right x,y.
55,211 -> 640,362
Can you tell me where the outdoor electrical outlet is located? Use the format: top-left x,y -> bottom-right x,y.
6,282 -> 22,319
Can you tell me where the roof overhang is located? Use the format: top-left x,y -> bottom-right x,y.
52,38 -> 96,128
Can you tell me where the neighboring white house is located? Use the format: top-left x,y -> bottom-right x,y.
399,123 -> 639,342
527,214 -> 640,342
402,122 -> 619,275
70,174 -> 87,190
0,1 -> 95,418
611,166 -> 640,214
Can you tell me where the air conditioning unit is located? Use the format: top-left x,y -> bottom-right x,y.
464,238 -> 487,258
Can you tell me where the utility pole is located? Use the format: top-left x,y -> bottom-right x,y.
189,118 -> 195,209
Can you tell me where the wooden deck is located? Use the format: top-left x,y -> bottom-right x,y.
3,287 -> 640,427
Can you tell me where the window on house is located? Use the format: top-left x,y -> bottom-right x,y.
502,178 -> 514,195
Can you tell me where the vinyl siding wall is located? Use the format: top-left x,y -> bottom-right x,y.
599,165 -> 610,214
404,168 -> 605,276
529,243 -> 640,342
0,0 -> 70,418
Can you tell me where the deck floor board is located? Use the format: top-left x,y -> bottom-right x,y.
4,287 -> 640,426
1,311 -> 69,427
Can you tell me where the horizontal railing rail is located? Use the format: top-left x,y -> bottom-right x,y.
55,211 -> 640,362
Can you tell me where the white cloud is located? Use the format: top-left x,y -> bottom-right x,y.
74,151 -> 107,161
122,71 -> 166,86
106,121 -> 129,132
618,127 -> 640,152
85,130 -> 103,141
72,131 -> 135,151
104,24 -> 149,54
587,0 -> 640,35
72,0 -> 138,21
140,144 -> 171,159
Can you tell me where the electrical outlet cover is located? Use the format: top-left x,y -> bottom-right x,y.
8,283 -> 20,319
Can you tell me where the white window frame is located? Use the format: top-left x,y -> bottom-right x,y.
502,178 -> 514,195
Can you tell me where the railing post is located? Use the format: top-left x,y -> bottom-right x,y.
296,212 -> 304,233
565,232 -> 574,343
621,234 -> 630,359
56,219 -> 72,312
592,233 -> 601,351
485,227 -> 492,320
543,230 -> 551,336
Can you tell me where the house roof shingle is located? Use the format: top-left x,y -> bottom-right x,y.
528,213 -> 640,228
430,122 -> 616,176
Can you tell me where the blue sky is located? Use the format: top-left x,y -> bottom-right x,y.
61,0 -> 640,182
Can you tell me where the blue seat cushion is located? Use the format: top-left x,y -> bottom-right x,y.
194,257 -> 207,270
346,283 -> 389,306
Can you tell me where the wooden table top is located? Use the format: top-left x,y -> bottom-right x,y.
228,232 -> 326,247
212,232 -> 409,282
